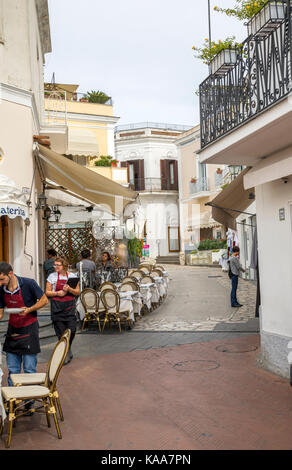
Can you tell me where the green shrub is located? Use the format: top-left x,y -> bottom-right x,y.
198,239 -> 227,251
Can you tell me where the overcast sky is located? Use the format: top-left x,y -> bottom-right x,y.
45,0 -> 246,127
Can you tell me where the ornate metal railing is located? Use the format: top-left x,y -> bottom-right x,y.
189,177 -> 209,194
199,1 -> 292,149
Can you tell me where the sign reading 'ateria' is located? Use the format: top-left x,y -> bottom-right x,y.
0,203 -> 28,220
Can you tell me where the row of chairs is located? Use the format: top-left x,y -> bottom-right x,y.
1,329 -> 71,448
80,264 -> 167,333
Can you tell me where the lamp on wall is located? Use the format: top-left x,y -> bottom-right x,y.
36,191 -> 47,210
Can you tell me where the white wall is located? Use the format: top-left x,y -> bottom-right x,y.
256,180 -> 292,337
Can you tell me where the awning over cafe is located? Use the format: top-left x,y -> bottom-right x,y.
206,167 -> 255,230
65,128 -> 99,157
36,144 -> 137,216
0,175 -> 29,220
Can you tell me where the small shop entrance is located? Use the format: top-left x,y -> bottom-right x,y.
0,216 -> 9,262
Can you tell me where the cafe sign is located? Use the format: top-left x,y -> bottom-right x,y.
0,203 -> 28,220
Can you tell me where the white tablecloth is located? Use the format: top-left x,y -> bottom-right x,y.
119,291 -> 143,316
139,284 -> 153,309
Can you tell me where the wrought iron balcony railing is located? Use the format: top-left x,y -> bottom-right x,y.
189,177 -> 210,194
199,1 -> 292,149
129,177 -> 178,191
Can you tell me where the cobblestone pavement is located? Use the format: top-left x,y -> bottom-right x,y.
133,265 -> 258,332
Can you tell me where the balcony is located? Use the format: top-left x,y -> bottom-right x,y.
189,177 -> 210,196
129,178 -> 178,192
199,2 -> 291,162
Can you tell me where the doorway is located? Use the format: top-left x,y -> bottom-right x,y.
0,216 -> 9,262
168,226 -> 180,253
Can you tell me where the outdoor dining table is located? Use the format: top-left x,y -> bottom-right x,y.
118,292 -> 136,321
152,277 -> 166,298
118,290 -> 143,316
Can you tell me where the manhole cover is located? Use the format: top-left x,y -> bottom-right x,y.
173,360 -> 220,372
216,344 -> 258,353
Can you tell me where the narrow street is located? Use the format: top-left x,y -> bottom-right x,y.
2,267 -> 292,450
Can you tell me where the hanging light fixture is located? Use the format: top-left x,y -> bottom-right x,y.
36,191 -> 47,210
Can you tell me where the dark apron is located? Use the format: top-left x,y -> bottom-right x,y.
50,274 -> 76,322
3,287 -> 40,355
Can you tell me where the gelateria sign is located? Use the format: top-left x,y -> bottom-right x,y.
0,203 -> 28,220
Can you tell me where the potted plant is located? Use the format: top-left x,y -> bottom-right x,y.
84,90 -> 111,104
190,177 -> 197,183
192,36 -> 242,76
111,159 -> 118,167
214,1 -> 286,38
79,97 -> 89,103
216,168 -> 223,174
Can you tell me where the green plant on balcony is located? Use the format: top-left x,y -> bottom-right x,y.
213,0 -> 269,20
192,36 -> 243,65
221,183 -> 230,190
85,90 -> 110,104
94,155 -> 117,167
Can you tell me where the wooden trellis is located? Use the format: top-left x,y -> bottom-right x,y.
45,227 -> 95,266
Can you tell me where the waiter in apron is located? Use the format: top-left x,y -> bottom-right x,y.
46,257 -> 80,365
0,262 -> 48,394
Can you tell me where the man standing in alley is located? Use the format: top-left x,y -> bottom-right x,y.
0,263 -> 48,401
228,246 -> 245,308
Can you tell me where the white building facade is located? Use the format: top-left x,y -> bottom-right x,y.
198,6 -> 292,377
115,123 -> 192,260
0,0 -> 53,282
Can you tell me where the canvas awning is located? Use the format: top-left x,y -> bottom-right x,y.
36,144 -> 137,216
0,175 -> 29,220
65,128 -> 99,157
206,167 -> 255,230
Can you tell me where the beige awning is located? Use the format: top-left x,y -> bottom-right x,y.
37,144 -> 137,216
65,128 -> 99,157
206,167 -> 255,230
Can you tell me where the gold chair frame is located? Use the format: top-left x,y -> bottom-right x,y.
100,289 -> 132,333
0,333 -> 70,448
80,288 -> 105,332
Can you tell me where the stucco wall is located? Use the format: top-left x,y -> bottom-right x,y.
256,180 -> 292,340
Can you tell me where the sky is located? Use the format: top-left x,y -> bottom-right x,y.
45,0 -> 246,128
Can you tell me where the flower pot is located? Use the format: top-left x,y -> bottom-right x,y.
247,1 -> 286,38
216,169 -> 223,174
210,49 -> 238,76
80,98 -> 89,102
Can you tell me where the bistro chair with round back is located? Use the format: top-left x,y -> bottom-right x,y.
1,332 -> 70,448
119,281 -> 139,292
139,265 -> 152,275
80,288 -> 105,332
152,268 -> 163,277
8,329 -> 71,423
155,265 -> 165,271
100,288 -> 132,333
121,276 -> 137,284
130,270 -> 144,282
99,281 -> 117,292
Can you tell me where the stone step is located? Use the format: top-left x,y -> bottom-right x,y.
156,256 -> 180,265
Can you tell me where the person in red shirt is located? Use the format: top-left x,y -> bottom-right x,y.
0,262 -> 48,392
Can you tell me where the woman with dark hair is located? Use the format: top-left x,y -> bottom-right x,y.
100,252 -> 112,271
46,257 -> 80,364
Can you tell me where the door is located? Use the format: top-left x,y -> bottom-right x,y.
0,216 -> 9,262
168,226 -> 180,252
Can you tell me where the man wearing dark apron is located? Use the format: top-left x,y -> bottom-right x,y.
0,262 -> 48,393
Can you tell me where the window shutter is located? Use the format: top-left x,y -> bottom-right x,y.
120,161 -> 129,185
138,159 -> 145,191
173,160 -> 178,190
160,160 -> 167,190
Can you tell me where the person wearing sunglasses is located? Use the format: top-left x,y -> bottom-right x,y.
46,257 -> 80,364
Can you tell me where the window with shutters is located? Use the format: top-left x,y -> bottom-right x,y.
121,160 -> 144,191
160,160 -> 178,190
